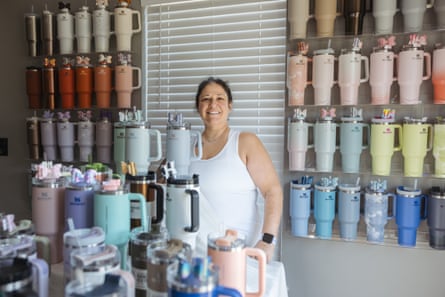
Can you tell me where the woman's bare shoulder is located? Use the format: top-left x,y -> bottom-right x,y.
238,131 -> 265,153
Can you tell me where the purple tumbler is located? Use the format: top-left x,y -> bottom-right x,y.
64,182 -> 95,230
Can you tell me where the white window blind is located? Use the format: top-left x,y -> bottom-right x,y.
141,0 -> 287,172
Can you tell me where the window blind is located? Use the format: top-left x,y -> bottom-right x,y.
141,0 -> 287,172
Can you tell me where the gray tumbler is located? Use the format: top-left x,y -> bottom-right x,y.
427,187 -> 445,249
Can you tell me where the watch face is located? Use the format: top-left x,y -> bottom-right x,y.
262,233 -> 274,244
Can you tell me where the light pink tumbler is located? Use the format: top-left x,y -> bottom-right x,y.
208,229 -> 266,297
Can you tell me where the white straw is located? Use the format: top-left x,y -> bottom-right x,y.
67,218 -> 75,231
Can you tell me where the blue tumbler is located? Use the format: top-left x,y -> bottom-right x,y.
395,186 -> 426,247
314,183 -> 337,239
290,181 -> 312,237
338,184 -> 361,240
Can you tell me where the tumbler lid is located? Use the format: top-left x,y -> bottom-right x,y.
208,229 -> 245,251
64,227 -> 105,247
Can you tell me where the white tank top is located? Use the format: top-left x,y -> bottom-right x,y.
190,129 -> 262,246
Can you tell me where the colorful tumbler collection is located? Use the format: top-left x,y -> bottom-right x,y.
26,52 -> 141,110
24,0 -> 141,57
288,0 -> 443,39
25,157 -> 264,296
25,1 -> 142,110
290,177 -> 445,249
288,107 -> 445,177
286,35 -> 445,106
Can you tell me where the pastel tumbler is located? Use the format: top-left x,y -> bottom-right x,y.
370,119 -> 403,176
338,49 -> 369,105
397,45 -> 431,105
314,183 -> 337,239
369,47 -> 397,105
288,117 -> 313,171
315,0 -> 337,37
290,181 -> 312,236
401,119 -> 432,177
338,184 -> 361,240
312,48 -> 336,106
364,188 -> 394,243
433,119 -> 445,176
400,0 -> 427,33
373,0 -> 397,34
339,118 -> 369,173
314,118 -> 338,172
287,51 -> 311,106
287,0 -> 310,39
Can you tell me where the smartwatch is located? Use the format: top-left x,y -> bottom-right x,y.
262,233 -> 277,245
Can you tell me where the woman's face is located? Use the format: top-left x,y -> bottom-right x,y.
197,82 -> 232,126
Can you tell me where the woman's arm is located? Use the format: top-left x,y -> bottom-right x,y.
239,132 -> 283,262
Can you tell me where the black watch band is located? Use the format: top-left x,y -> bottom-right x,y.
262,233 -> 276,245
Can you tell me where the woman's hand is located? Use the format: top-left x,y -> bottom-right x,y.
254,240 -> 275,263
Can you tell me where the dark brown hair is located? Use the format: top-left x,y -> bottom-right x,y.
195,77 -> 233,109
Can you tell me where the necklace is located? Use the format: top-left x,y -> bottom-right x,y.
202,127 -> 229,143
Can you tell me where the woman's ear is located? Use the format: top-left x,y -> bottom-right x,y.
228,102 -> 233,111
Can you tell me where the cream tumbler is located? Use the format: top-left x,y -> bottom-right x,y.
114,2 -> 141,52
315,0 -> 338,37
288,0 -> 310,39
312,48 -> 336,106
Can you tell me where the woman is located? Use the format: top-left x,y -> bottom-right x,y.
190,77 -> 283,262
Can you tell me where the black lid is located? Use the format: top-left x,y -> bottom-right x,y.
126,171 -> 156,182
167,174 -> 199,185
0,258 -> 32,285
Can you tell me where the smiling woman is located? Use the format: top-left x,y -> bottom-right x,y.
190,77 -> 283,263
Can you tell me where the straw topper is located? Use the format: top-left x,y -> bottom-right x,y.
292,108 -> 307,121
78,110 -> 92,122
351,37 -> 362,52
408,34 -> 427,48
98,53 -> 112,65
76,55 -> 91,66
320,107 -> 336,120
57,111 -> 71,122
377,36 -> 396,50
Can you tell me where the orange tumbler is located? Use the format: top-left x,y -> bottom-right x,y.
58,60 -> 75,109
25,66 -> 42,109
76,65 -> 93,109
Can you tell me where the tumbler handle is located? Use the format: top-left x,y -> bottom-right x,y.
244,247 -> 266,297
190,130 -> 203,160
184,189 -> 199,232
129,193 -> 148,232
148,183 -> 164,225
